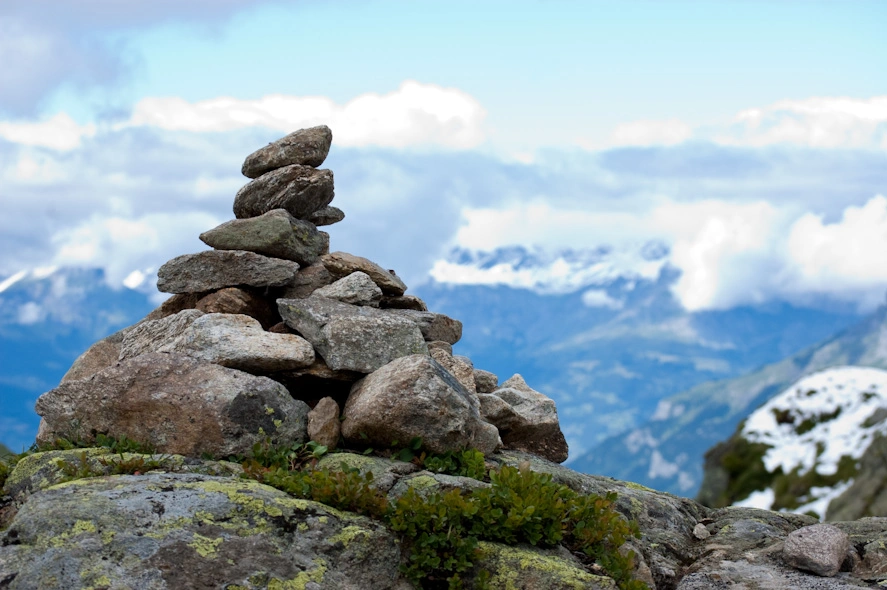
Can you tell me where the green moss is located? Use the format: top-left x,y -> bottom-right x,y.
328,525 -> 371,547
623,482 -> 655,492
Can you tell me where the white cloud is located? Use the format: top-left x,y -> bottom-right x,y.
593,95 -> 887,150
607,119 -> 693,148
581,289 -> 623,309
126,81 -> 487,149
0,113 -> 96,150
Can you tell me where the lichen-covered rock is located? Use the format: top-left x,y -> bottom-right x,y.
241,125 -> 333,177
341,354 -> 501,455
278,295 -> 427,373
321,251 -> 407,296
0,472 -> 402,590
471,542 -> 617,589
234,165 -> 335,220
314,271 -> 383,307
35,352 -> 309,457
3,448 -> 242,505
315,452 -> 419,494
157,250 -> 299,294
199,208 -> 327,266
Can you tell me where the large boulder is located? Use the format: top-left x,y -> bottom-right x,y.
119,309 -> 205,360
241,125 -> 333,177
479,374 -> 569,463
62,327 -> 129,383
278,295 -> 427,373
341,354 -> 501,455
0,472 -> 401,590
199,208 -> 327,266
157,250 -> 299,294
233,165 -> 334,220
321,251 -> 407,296
35,352 -> 310,457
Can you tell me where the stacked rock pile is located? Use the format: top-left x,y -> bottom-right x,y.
34,125 -> 569,464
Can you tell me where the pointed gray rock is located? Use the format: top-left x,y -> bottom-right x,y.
36,352 -> 309,457
307,206 -> 345,227
386,309 -> 463,344
481,374 -> 569,463
157,250 -> 299,294
321,251 -> 407,296
199,209 -> 327,266
342,355 -> 500,455
314,271 -> 383,307
241,125 -> 333,178
278,295 -> 427,373
233,165 -> 334,220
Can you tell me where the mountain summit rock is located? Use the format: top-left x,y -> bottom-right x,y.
3,127 -> 885,589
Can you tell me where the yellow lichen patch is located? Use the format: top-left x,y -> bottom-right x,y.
328,525 -> 370,548
7,448 -> 113,492
188,533 -> 224,558
477,541 -> 616,590
49,519 -> 98,548
404,474 -> 438,490
265,407 -> 276,415
623,481 -> 656,493
267,558 -> 327,590
101,530 -> 115,544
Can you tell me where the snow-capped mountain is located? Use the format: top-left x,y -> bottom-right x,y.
697,366 -> 887,520
577,306 -> 887,497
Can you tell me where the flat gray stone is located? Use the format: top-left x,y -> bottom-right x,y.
278,295 -> 427,373
36,352 -> 309,457
167,313 -> 315,373
157,250 -> 299,294
119,309 -> 205,361
199,209 -> 327,266
307,205 -> 345,227
233,165 -> 334,220
314,271 -> 382,307
241,125 -> 333,178
321,251 -> 407,296
342,354 -> 500,455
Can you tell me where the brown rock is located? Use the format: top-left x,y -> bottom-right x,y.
783,524 -> 850,577
62,328 -> 127,383
474,369 -> 499,394
35,352 -> 310,457
342,355 -> 500,455
307,397 -> 341,449
426,341 -> 453,356
379,294 -> 428,311
241,125 -> 333,178
233,165 -> 334,220
430,348 -> 477,395
143,292 -> 206,321
196,287 -> 280,329
321,252 -> 407,296
157,250 -> 299,294
281,262 -> 334,299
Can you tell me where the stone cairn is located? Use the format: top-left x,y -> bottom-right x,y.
34,125 -> 569,464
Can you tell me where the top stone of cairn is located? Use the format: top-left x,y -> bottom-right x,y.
241,125 -> 333,178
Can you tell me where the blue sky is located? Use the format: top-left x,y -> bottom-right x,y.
1,0 -> 886,312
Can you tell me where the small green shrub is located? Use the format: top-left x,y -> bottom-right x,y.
234,438 -> 328,472
422,449 -> 487,481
